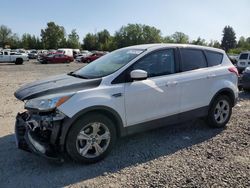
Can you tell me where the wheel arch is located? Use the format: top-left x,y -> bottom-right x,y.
59,106 -> 126,150
209,88 -> 236,108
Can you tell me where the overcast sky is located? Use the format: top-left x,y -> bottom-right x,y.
0,0 -> 249,42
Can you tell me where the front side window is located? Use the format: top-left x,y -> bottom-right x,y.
205,51 -> 223,67
239,53 -> 248,60
131,49 -> 175,78
180,49 -> 207,71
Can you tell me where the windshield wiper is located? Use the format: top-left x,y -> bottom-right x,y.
68,72 -> 89,79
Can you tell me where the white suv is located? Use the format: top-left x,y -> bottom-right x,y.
14,44 -> 238,163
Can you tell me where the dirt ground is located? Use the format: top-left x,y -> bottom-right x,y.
0,61 -> 249,188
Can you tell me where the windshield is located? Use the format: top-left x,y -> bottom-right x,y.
73,48 -> 144,78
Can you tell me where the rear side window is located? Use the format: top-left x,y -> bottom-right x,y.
205,51 -> 223,67
239,53 -> 248,60
180,49 -> 207,71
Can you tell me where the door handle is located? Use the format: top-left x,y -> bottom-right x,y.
166,81 -> 178,87
207,74 -> 216,79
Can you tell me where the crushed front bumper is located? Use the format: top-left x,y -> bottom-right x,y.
15,111 -> 65,162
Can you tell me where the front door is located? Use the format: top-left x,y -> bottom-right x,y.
124,49 -> 181,126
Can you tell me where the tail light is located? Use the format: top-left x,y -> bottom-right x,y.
228,67 -> 239,77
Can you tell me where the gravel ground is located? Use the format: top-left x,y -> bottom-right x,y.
0,61 -> 249,188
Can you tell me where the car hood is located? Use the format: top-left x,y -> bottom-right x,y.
14,74 -> 102,101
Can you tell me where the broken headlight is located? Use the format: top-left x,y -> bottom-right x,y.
25,93 -> 74,112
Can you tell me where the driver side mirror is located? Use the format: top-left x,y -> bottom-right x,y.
130,69 -> 148,81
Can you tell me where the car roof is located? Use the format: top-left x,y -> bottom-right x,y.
123,43 -> 225,53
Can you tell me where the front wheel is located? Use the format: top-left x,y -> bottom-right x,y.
66,113 -> 117,163
207,95 -> 232,128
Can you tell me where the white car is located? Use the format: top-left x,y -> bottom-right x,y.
237,51 -> 250,73
0,50 -> 28,64
75,52 -> 92,62
14,44 -> 238,163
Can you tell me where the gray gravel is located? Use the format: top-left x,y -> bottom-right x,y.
0,61 -> 249,187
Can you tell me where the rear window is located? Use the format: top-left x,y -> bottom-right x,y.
239,53 -> 249,60
205,51 -> 223,67
180,49 -> 207,71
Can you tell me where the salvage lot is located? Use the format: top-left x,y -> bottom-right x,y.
0,61 -> 249,187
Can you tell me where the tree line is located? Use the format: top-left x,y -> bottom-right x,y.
0,22 -> 249,53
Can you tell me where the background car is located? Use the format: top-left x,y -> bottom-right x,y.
239,67 -> 250,91
75,51 -> 92,62
236,51 -> 250,73
28,50 -> 38,59
41,54 -> 74,64
81,52 -> 105,63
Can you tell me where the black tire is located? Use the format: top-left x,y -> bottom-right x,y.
15,58 -> 23,65
206,95 -> 232,128
66,113 -> 117,163
86,59 -> 91,63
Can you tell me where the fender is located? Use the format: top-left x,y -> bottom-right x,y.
59,105 -> 126,150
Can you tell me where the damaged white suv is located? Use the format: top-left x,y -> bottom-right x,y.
15,44 -> 238,163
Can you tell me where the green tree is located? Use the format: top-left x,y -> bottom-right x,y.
141,25 -> 162,43
162,36 -> 174,43
208,40 -> 221,48
97,29 -> 112,51
83,33 -> 98,50
9,33 -> 21,49
41,22 -> 66,49
221,26 -> 236,52
67,29 -> 80,49
114,24 -> 162,48
171,32 -> 189,43
0,25 -> 12,48
192,37 -> 207,46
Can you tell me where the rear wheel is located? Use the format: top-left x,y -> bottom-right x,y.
207,95 -> 232,128
15,58 -> 23,65
66,113 -> 117,163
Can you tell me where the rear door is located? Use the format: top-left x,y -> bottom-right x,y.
178,48 -> 211,113
54,54 -> 61,63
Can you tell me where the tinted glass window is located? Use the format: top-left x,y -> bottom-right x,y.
180,49 -> 207,71
4,51 -> 8,55
0,52 -> 3,55
205,51 -> 223,66
239,53 -> 248,60
131,49 -> 175,77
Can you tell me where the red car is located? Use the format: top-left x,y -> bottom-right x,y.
81,52 -> 104,63
41,54 -> 74,64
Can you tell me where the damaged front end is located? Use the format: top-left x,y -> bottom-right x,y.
15,110 -> 66,162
